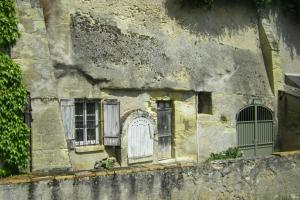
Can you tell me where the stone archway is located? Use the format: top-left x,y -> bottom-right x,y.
236,105 -> 274,157
120,110 -> 157,166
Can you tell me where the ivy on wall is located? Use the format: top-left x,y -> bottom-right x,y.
0,0 -> 20,47
0,0 -> 30,176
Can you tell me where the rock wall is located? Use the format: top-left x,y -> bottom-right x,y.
67,0 -> 271,94
267,8 -> 300,75
13,0 -> 72,172
278,92 -> 300,151
12,0 -> 300,172
0,155 -> 300,200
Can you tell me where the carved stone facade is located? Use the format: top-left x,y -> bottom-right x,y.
12,0 -> 300,172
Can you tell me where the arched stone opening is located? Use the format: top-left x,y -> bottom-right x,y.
236,105 -> 274,157
120,110 -> 158,166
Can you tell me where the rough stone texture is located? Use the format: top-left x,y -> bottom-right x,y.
278,93 -> 300,151
265,8 -> 300,75
68,1 -> 271,94
0,156 -> 300,200
31,99 -> 71,171
13,1 -> 71,172
12,0 -> 300,172
13,1 -> 57,98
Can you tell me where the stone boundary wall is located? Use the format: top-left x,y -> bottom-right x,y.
0,155 -> 300,200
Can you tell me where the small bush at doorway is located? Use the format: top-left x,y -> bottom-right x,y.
94,157 -> 116,170
207,147 -> 242,161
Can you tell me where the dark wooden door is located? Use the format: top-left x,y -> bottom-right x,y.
157,101 -> 172,160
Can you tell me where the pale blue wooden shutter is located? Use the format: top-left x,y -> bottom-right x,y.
60,99 -> 75,149
103,100 -> 120,146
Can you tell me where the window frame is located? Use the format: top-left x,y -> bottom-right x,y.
74,99 -> 99,146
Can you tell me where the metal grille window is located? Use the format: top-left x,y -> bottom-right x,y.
157,101 -> 172,159
237,105 -> 273,157
75,100 -> 99,146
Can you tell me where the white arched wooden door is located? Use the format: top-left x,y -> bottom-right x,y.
128,117 -> 154,162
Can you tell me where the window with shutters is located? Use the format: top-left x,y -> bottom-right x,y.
60,98 -> 121,149
75,100 -> 99,146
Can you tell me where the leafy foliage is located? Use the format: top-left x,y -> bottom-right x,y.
0,0 -> 20,47
207,147 -> 242,161
0,0 -> 29,177
100,158 -> 116,170
0,53 -> 30,176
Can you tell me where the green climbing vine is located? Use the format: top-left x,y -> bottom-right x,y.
0,0 -> 30,177
0,0 -> 20,47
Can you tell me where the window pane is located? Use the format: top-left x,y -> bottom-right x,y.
237,106 -> 255,122
86,103 -> 96,115
75,129 -> 84,142
87,129 -> 96,141
75,115 -> 84,121
75,103 -> 84,115
87,115 -> 95,121
87,120 -> 96,128
157,101 -> 172,136
75,121 -> 84,128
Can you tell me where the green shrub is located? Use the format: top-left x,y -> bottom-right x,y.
207,147 -> 242,161
101,158 -> 116,170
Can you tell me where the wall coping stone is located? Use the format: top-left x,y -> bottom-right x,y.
0,154 -> 299,186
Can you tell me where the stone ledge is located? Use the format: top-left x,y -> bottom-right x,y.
272,150 -> 300,157
75,145 -> 104,153
0,162 -> 195,185
1,155 -> 299,186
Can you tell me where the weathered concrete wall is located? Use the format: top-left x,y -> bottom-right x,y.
0,155 -> 300,200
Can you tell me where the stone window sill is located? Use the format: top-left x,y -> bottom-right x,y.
75,145 -> 104,153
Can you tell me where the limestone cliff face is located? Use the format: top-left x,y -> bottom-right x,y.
40,0 -> 273,96
13,0 -> 300,171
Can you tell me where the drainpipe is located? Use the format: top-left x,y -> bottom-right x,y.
27,92 -> 33,172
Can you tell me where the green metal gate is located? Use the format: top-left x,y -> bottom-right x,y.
236,105 -> 274,157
